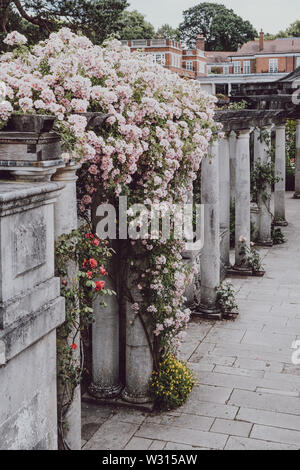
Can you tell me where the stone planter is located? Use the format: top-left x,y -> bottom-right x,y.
4,114 -> 56,133
0,114 -> 63,181
252,270 -> 265,277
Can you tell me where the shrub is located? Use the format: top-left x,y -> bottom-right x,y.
150,354 -> 196,409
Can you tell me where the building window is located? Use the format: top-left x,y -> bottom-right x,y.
185,61 -> 194,71
152,53 -> 166,65
269,58 -> 278,73
243,61 -> 251,74
296,57 -> 300,68
234,61 -> 241,74
172,53 -> 181,68
223,65 -> 229,75
198,62 -> 205,74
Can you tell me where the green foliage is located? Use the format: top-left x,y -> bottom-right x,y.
179,2 -> 257,51
118,10 -> 155,40
268,20 -> 300,39
55,224 -> 114,444
272,226 -> 285,245
217,282 -> 238,314
150,354 -> 196,409
239,241 -> 264,273
0,0 -> 129,51
220,100 -> 247,111
156,24 -> 181,42
251,158 -> 280,203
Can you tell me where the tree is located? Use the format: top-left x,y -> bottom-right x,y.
179,2 -> 257,51
0,0 -> 129,49
156,24 -> 181,42
118,10 -> 155,40
285,20 -> 300,37
263,20 -> 300,40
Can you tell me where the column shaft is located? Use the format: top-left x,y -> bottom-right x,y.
229,131 -> 236,202
234,130 -> 251,269
196,140 -> 221,319
122,259 -> 153,403
219,134 -> 231,270
257,127 -> 273,246
275,124 -> 287,225
89,254 -> 122,399
294,119 -> 300,198
52,163 -> 81,450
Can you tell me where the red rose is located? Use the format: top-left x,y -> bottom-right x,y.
99,266 -> 108,276
93,238 -> 100,247
95,281 -> 106,291
89,258 -> 98,269
71,343 -> 77,350
85,233 -> 94,239
86,271 -> 93,279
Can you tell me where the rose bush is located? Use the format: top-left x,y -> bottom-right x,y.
0,28 -> 221,377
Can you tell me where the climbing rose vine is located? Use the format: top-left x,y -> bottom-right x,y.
0,28 -> 222,363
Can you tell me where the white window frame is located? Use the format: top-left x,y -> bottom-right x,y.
269,58 -> 278,73
234,61 -> 241,74
152,53 -> 166,66
185,61 -> 194,71
243,60 -> 251,74
296,56 -> 300,68
223,65 -> 229,75
198,62 -> 205,74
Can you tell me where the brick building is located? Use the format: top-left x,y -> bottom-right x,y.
200,30 -> 300,95
121,35 -> 207,78
123,31 -> 300,95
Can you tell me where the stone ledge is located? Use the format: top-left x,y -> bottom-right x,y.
0,277 -> 60,329
0,295 -> 65,364
0,181 -> 64,216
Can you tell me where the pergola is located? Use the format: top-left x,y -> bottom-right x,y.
196,68 -> 300,318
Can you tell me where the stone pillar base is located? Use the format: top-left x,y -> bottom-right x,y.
194,304 -> 223,320
273,218 -> 288,227
231,265 -> 253,276
121,388 -> 152,404
256,239 -> 273,247
88,382 -> 123,400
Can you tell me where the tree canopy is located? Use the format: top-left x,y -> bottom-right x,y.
179,2 -> 257,51
156,24 -> 181,42
118,10 -> 155,40
266,20 -> 300,39
0,0 -> 129,49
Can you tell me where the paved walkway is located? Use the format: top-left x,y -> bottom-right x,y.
82,193 -> 300,450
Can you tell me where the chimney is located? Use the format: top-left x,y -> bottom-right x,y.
259,29 -> 264,51
196,34 -> 205,51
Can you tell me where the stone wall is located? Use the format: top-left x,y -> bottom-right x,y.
0,181 -> 65,450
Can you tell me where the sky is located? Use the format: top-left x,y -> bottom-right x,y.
128,0 -> 299,35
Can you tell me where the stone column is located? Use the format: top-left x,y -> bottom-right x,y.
234,129 -> 251,271
52,163 -> 81,450
219,133 -> 231,270
253,128 -> 262,164
257,127 -> 273,246
88,253 -> 122,400
88,190 -> 122,401
294,119 -> 300,199
122,253 -> 153,403
229,131 -> 237,202
196,140 -> 222,319
274,123 -> 288,225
